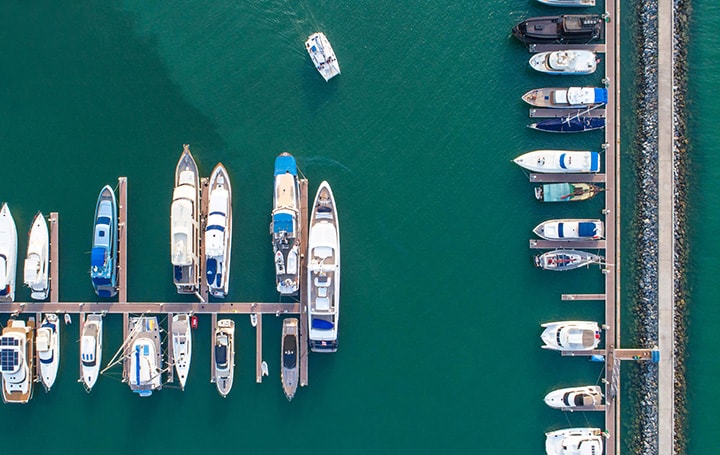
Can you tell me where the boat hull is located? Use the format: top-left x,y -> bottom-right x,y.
533,219 -> 604,241
281,318 -> 299,401
37,314 -> 60,391
171,144 -> 201,294
514,150 -> 600,174
24,212 -> 50,300
512,15 -> 604,45
529,117 -> 605,133
540,321 -> 601,351
214,319 -> 234,397
205,163 -> 232,298
90,186 -> 118,298
172,313 -> 192,390
544,385 -> 603,409
0,204 -> 18,302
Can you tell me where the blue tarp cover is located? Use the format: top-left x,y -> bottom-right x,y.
91,247 -> 106,268
590,152 -> 600,172
594,88 -> 608,104
274,154 -> 297,176
578,222 -> 597,237
273,213 -> 294,233
312,319 -> 334,330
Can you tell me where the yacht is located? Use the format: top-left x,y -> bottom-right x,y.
541,321 -> 601,351
281,318 -> 299,401
307,181 -> 340,353
80,313 -> 103,392
0,318 -> 35,403
533,219 -> 604,241
36,313 -> 60,391
305,32 -> 341,81
513,150 -> 600,174
544,385 -> 603,409
205,163 -> 232,298
214,319 -> 234,397
0,203 -> 18,302
90,185 -> 118,298
529,50 -> 598,75
24,212 -> 49,300
271,153 -> 301,295
127,317 -> 162,397
512,15 -> 604,45
171,313 -> 192,390
545,427 -> 604,454
171,144 -> 201,294
522,87 -> 607,109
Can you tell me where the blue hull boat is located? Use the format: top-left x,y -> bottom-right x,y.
90,185 -> 118,298
529,116 -> 605,133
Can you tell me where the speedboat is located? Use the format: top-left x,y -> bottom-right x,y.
307,181 -> 340,353
535,250 -> 604,271
281,318 -> 299,401
205,163 -> 232,298
305,32 -> 341,81
529,117 -> 605,133
127,317 -> 162,397
0,203 -> 18,302
545,427 -> 604,454
271,153 -> 301,295
214,319 -> 234,397
0,319 -> 35,403
24,212 -> 49,300
513,150 -> 600,173
541,321 -> 601,351
544,385 -> 603,409
529,51 -> 598,75
80,313 -> 103,392
171,313 -> 192,390
90,185 -> 118,298
537,0 -> 596,6
171,144 -> 201,294
533,219 -> 604,241
36,313 -> 60,391
523,87 -> 607,109
535,183 -> 603,202
512,15 -> 604,45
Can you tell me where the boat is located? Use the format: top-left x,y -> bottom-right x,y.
171,144 -> 201,294
127,316 -> 162,397
529,117 -> 605,133
522,87 -> 607,109
535,249 -> 604,271
90,185 -> 118,298
271,153 -> 302,295
541,321 -> 601,351
171,313 -> 192,390
305,32 -> 341,81
535,183 -> 603,202
80,313 -> 103,392
205,163 -> 232,298
544,385 -> 603,409
0,318 -> 35,403
512,15 -> 604,45
545,427 -> 604,454
24,212 -> 49,300
213,319 -> 234,397
529,50 -> 598,75
0,203 -> 18,302
513,150 -> 600,174
533,219 -> 604,241
250,313 -> 258,327
307,181 -> 341,353
36,313 -> 60,391
281,318 -> 299,401
64,313 -> 72,325
537,0 -> 596,6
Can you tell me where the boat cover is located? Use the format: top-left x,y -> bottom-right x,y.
542,183 -> 574,202
273,213 -> 294,233
215,344 -> 227,366
91,247 -> 106,268
274,155 -> 297,176
312,319 -> 334,330
590,152 -> 600,172
578,222 -> 598,237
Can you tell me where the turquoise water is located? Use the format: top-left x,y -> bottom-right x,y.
0,1 -> 710,453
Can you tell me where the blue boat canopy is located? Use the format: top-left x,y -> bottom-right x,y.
273,213 -> 294,233
312,319 -> 334,330
578,222 -> 598,237
594,88 -> 608,104
590,152 -> 600,172
91,247 -> 106,268
274,154 -> 297,176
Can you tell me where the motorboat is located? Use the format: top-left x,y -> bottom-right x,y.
541,321 -> 601,351
271,153 -> 301,295
90,185 -> 118,298
305,32 -> 341,81
535,183 -> 603,202
0,319 -> 35,403
36,313 -> 60,391
80,313 -> 103,392
535,250 -> 604,271
307,181 -> 340,353
171,313 -> 192,390
205,163 -> 232,298
529,117 -> 605,133
214,319 -> 234,397
537,0 -> 596,6
127,317 -> 162,397
529,51 -> 598,75
544,385 -> 603,409
513,150 -> 600,173
523,87 -> 607,109
24,212 -> 49,300
533,219 -> 604,241
0,203 -> 18,302
281,318 -> 299,401
512,15 -> 604,45
171,144 -> 201,294
545,427 -> 604,454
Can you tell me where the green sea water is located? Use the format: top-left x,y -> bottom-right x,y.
0,1 -> 713,453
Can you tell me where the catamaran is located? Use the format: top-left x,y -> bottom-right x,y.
171,144 -> 201,294
0,318 -> 35,403
24,212 -> 49,300
171,313 -> 192,390
36,313 -> 60,391
90,185 -> 118,298
0,203 -> 18,302
271,153 -> 301,295
305,32 -> 341,81
205,163 -> 232,298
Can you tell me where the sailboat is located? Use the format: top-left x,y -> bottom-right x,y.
127,317 -> 162,397
205,163 -> 232,298
0,203 -> 18,302
24,212 -> 49,300
36,313 -> 60,391
171,313 -> 192,390
171,144 -> 201,294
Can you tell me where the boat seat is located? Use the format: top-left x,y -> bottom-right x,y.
315,297 -> 330,311
314,276 -> 331,288
318,287 -> 327,298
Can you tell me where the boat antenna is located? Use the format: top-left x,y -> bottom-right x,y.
101,315 -> 146,374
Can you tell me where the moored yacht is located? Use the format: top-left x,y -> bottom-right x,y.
522,87 -> 607,109
512,15 -> 604,45
205,163 -> 232,298
0,318 -> 35,403
127,316 -> 162,397
0,203 -> 18,302
529,50 -> 598,75
545,427 -> 605,454
541,321 -> 601,351
307,181 -> 340,353
533,219 -> 604,241
171,313 -> 192,390
213,319 -> 235,397
544,385 -> 603,409
281,318 -> 299,401
513,150 -> 601,174
36,313 -> 60,391
24,212 -> 49,300
90,185 -> 118,298
305,32 -> 341,81
271,153 -> 301,295
171,144 -> 201,294
80,313 -> 103,392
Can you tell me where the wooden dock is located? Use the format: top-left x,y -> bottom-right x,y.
299,178 -> 309,387
528,173 -> 606,183
561,294 -> 606,301
529,108 -> 606,119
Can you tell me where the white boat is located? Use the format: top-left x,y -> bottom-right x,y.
171,144 -> 201,294
205,163 -> 232,298
541,321 -> 601,351
271,153 -> 301,295
0,319 -> 35,403
545,427 -> 604,454
522,87 -> 607,109
535,249 -> 604,271
537,0 -> 596,6
307,181 -> 340,353
533,219 -> 604,241
80,313 -> 103,392
529,50 -> 598,75
213,319 -> 234,397
24,212 -> 50,300
171,313 -> 192,390
127,317 -> 162,397
36,313 -> 60,391
513,150 -> 600,173
0,203 -> 18,302
544,385 -> 603,409
305,32 -> 341,81
281,318 -> 299,401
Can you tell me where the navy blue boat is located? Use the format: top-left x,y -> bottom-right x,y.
528,116 -> 605,133
90,185 -> 118,298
